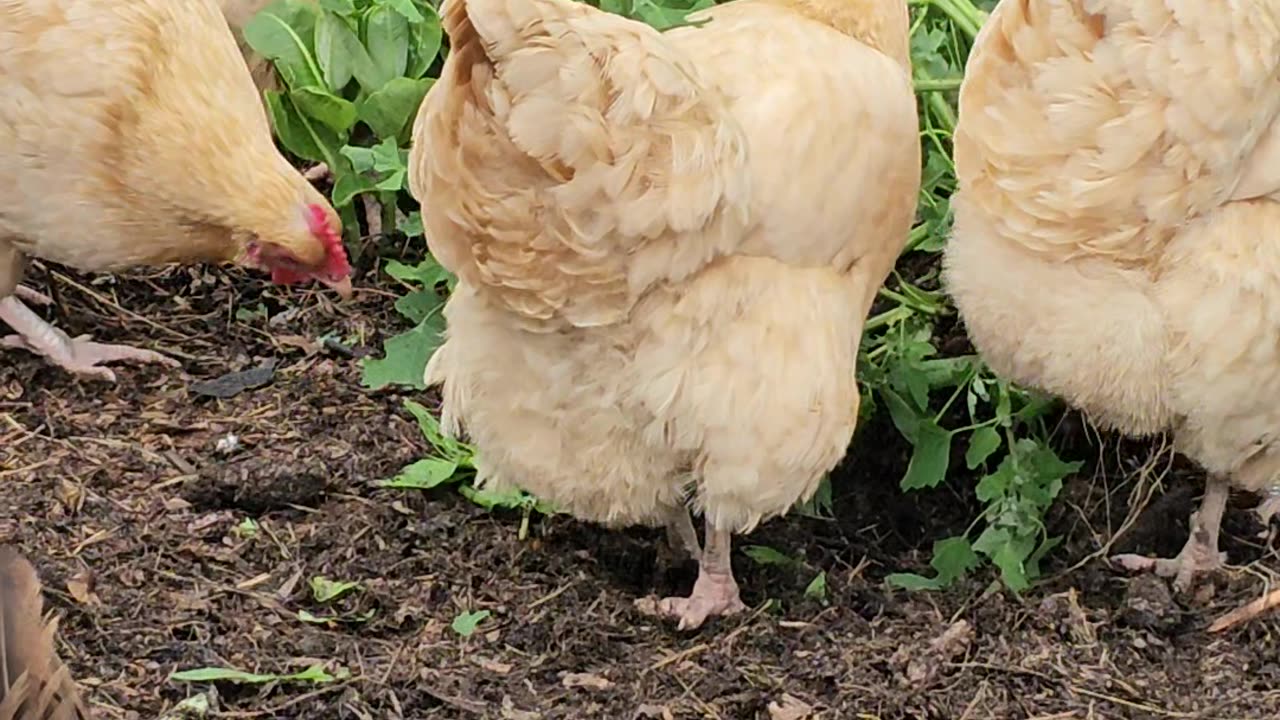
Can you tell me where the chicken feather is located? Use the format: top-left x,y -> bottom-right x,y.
947,0 -> 1280,592
0,547 -> 88,720
413,0 -> 919,628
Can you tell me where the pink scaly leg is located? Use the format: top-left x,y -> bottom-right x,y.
1112,474 -> 1230,592
637,519 -> 746,631
1,296 -> 178,382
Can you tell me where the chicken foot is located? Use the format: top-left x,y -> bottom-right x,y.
1111,474 -> 1230,592
636,520 -> 746,630
0,295 -> 178,382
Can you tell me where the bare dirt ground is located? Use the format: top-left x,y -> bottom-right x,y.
4,261 -> 1280,720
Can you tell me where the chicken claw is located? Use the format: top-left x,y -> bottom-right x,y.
13,286 -> 52,306
636,522 -> 745,630
1,296 -> 178,382
1255,486 -> 1280,529
1111,475 -> 1230,592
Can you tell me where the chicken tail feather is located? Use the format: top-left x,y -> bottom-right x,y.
0,547 -> 89,720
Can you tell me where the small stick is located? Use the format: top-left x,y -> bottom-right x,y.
1208,587 -> 1280,632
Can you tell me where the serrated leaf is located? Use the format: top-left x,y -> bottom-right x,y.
965,426 -> 1001,469
360,320 -> 443,390
900,420 -> 952,490
971,525 -> 1011,557
930,536 -> 979,585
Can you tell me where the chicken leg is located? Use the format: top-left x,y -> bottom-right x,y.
1,295 -> 178,382
1112,474 -> 1230,591
637,520 -> 746,630
664,506 -> 701,560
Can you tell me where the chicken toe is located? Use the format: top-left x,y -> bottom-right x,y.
1112,475 -> 1230,592
1,296 -> 178,381
636,522 -> 745,630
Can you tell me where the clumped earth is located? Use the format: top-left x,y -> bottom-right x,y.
4,262 -> 1280,719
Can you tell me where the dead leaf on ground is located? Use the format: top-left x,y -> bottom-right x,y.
562,672 -> 613,690
768,694 -> 815,720
66,571 -> 99,605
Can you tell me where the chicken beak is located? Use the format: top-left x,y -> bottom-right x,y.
322,276 -> 354,300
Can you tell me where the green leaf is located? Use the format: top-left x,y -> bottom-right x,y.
393,287 -> 446,325
331,158 -> 379,207
169,667 -> 278,684
407,6 -> 444,78
297,609 -> 334,625
965,426 -> 1001,469
365,5 -> 410,84
385,0 -> 426,22
319,0 -> 355,13
930,536 -> 979,586
290,86 -> 358,133
314,12 -> 357,91
309,576 -> 361,603
451,609 -> 491,637
243,0 -> 323,89
382,457 -> 460,489
263,91 -> 342,164
743,545 -> 800,568
360,317 -> 444,390
460,484 -> 529,510
880,388 -> 921,443
971,525 -> 1011,557
358,77 -> 434,140
803,571 -> 827,602
402,399 -> 474,463
398,211 -> 424,237
885,573 -> 941,591
900,420 -> 952,491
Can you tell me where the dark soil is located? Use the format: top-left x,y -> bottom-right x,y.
5,261 -> 1280,720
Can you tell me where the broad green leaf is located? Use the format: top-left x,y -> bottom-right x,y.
971,525 -> 1011,557
407,6 -> 444,78
243,0 -> 323,89
398,211 -> 424,237
965,426 -> 1001,469
743,545 -> 800,568
384,256 -> 454,290
290,87 -> 358,133
880,388 -> 920,443
900,420 -> 952,490
393,287 -> 446,325
385,0 -> 426,22
358,77 -> 433,140
451,610 -> 490,637
315,12 -> 357,91
331,159 -> 378,207
460,484 -> 529,510
382,457 -> 460,489
365,5 -> 410,84
264,91 -> 339,164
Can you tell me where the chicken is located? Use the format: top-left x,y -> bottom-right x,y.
1,0 -> 352,382
410,0 -> 919,628
0,547 -> 89,719
945,0 -> 1280,591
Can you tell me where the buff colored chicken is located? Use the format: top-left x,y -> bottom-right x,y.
219,0 -> 286,95
946,0 -> 1280,591
411,0 -> 919,628
0,547 -> 89,719
1,0 -> 351,382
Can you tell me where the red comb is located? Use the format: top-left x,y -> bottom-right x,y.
306,204 -> 351,279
